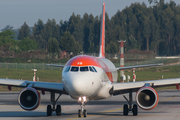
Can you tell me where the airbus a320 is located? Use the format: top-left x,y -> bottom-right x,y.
0,2 -> 180,118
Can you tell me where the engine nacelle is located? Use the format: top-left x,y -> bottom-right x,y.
18,87 -> 40,111
136,87 -> 159,110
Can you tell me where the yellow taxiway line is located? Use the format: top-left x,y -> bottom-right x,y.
67,96 -> 177,120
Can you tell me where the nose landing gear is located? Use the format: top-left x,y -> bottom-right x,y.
78,96 -> 87,117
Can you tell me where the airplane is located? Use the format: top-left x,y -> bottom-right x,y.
0,2 -> 180,118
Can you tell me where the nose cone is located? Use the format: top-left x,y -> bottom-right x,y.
66,73 -> 96,98
70,75 -> 90,95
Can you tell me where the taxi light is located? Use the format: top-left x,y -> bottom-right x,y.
78,96 -> 87,102
78,97 -> 82,102
83,96 -> 87,102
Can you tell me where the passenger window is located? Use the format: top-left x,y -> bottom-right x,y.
80,67 -> 89,72
71,67 -> 79,72
92,66 -> 97,72
64,66 -> 70,72
89,66 -> 94,72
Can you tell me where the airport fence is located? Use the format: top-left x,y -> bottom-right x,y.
114,58 -> 180,67
0,63 -> 65,70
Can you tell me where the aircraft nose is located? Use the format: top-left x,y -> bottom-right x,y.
71,78 -> 87,94
68,75 -> 92,96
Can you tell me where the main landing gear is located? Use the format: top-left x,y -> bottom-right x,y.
47,92 -> 62,116
78,96 -> 87,118
122,90 -> 138,116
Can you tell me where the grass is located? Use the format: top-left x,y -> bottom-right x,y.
0,65 -> 180,91
122,65 -> 180,81
0,68 -> 63,91
0,68 -> 63,82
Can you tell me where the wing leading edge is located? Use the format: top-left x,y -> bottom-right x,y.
112,78 -> 180,95
0,78 -> 67,94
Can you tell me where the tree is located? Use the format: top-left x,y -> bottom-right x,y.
18,37 -> 37,51
107,41 -> 118,53
60,31 -> 79,53
143,17 -> 151,51
41,19 -> 60,51
127,35 -> 138,50
23,0 -> 180,55
68,14 -> 84,51
18,22 -> 30,40
0,30 -> 17,50
33,19 -> 44,36
1,25 -> 13,31
48,37 -> 59,53
88,22 -> 95,53
32,19 -> 46,50
148,0 -> 158,4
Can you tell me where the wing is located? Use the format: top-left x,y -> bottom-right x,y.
46,64 -> 64,67
112,78 -> 180,95
116,63 -> 163,70
0,78 -> 68,94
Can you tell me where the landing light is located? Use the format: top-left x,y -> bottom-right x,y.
78,96 -> 87,102
82,96 -> 87,102
78,97 -> 82,101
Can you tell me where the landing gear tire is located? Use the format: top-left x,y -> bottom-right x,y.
83,109 -> 87,117
123,104 -> 128,116
132,104 -> 138,116
47,105 -> 52,116
56,105 -> 61,116
78,109 -> 82,117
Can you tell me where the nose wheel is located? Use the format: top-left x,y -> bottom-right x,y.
78,108 -> 87,117
78,96 -> 87,118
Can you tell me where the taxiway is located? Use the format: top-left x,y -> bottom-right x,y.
0,90 -> 180,120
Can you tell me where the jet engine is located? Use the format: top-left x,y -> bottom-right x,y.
136,87 -> 159,110
18,87 -> 40,111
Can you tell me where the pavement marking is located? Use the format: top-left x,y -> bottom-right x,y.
160,96 -> 176,102
66,108 -> 123,120
38,105 -> 45,108
67,96 -> 177,120
101,108 -> 123,113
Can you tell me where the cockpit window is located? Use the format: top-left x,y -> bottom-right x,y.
71,67 -> 79,72
80,67 -> 89,72
92,66 -> 97,72
89,66 -> 94,72
64,66 -> 70,72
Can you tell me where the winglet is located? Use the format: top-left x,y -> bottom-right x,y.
98,2 -> 105,58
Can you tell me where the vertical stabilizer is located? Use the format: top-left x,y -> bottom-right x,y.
98,2 -> 105,58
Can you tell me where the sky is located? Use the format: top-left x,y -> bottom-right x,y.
0,0 -> 180,30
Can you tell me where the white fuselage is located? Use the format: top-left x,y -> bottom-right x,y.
62,55 -> 117,100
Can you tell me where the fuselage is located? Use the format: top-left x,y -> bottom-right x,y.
62,55 -> 117,100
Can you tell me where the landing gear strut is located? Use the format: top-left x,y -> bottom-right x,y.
78,96 -> 87,118
47,91 -> 62,116
123,90 -> 138,116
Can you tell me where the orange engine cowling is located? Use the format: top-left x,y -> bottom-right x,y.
136,87 -> 159,110
18,87 -> 40,111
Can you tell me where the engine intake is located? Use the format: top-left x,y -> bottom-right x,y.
136,87 -> 158,110
18,87 -> 40,111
